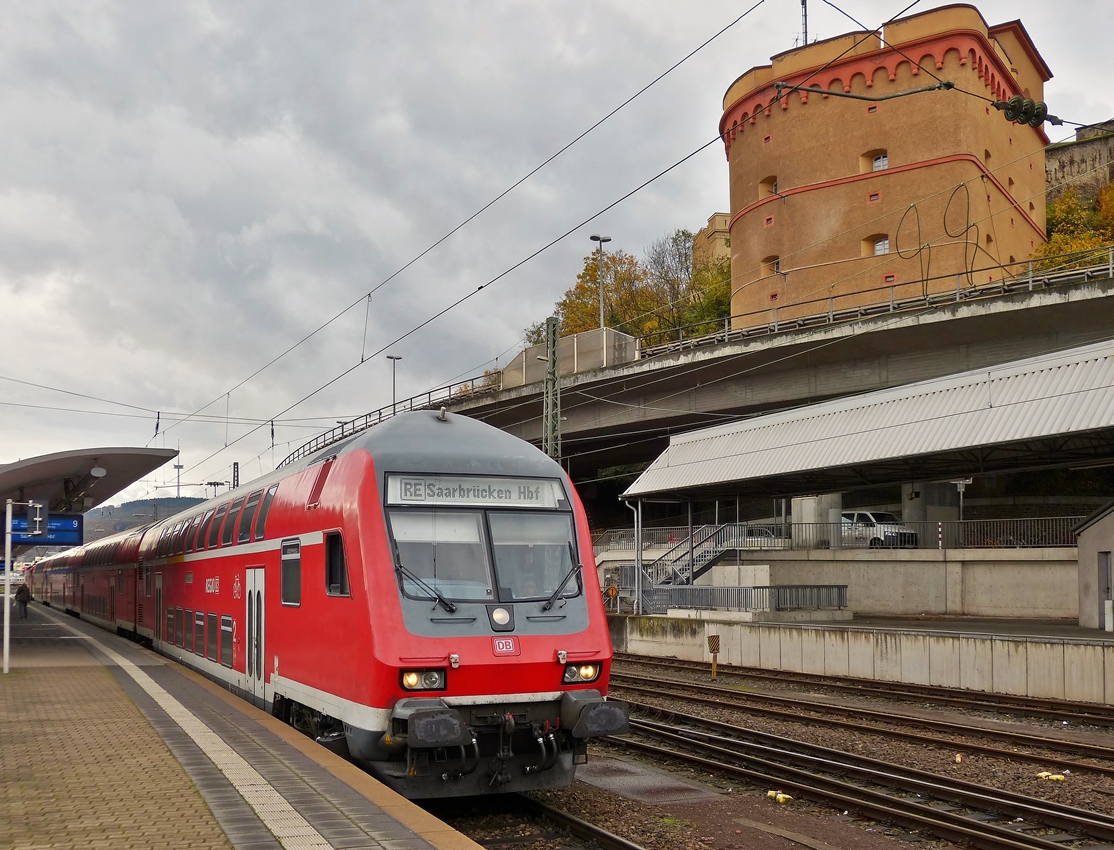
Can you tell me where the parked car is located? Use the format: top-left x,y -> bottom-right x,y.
736,525 -> 791,550
841,511 -> 918,548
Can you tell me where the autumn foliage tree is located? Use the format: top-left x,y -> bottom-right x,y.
526,229 -> 732,345
1034,185 -> 1114,269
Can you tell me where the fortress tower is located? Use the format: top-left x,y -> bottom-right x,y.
720,4 -> 1052,326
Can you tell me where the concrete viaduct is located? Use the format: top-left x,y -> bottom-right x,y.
445,266 -> 1114,485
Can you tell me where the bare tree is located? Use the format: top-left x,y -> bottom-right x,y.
643,229 -> 695,332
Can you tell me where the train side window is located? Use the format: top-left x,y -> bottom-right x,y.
281,539 -> 301,606
185,514 -> 204,553
167,608 -> 175,642
306,457 -> 335,509
208,504 -> 229,549
206,613 -> 218,661
237,491 -> 263,544
325,532 -> 349,596
174,521 -> 189,555
156,527 -> 169,558
222,497 -> 245,546
254,484 -> 279,541
185,609 -> 194,652
197,509 -> 216,550
176,607 -> 184,647
220,616 -> 233,668
194,611 -> 205,655
145,566 -> 152,598
168,522 -> 182,556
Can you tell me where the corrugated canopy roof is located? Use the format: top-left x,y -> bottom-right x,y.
623,340 -> 1114,500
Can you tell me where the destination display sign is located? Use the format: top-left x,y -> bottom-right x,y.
386,474 -> 563,509
10,513 -> 84,547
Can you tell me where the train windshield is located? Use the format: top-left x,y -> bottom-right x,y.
390,511 -> 493,601
488,512 -> 577,602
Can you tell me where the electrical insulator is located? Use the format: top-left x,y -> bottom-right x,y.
994,96 -> 1059,128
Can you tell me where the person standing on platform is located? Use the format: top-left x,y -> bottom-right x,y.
15,583 -> 30,618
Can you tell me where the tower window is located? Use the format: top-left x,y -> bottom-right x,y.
759,176 -> 778,198
762,255 -> 780,275
862,234 -> 890,258
860,149 -> 888,173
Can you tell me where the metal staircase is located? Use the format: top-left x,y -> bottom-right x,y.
648,524 -> 740,586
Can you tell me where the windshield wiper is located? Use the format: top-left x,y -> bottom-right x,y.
543,542 -> 581,611
394,543 -> 457,613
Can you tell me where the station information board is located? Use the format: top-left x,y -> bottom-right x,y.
10,514 -> 84,547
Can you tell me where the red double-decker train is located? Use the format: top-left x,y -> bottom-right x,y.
32,410 -> 627,797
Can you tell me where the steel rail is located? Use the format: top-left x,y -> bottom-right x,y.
614,652 -> 1114,726
613,725 -> 1101,850
609,674 -> 1114,775
629,709 -> 1114,842
515,795 -> 649,850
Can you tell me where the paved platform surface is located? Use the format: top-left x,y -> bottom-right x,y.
817,615 -> 1114,643
0,602 -> 480,850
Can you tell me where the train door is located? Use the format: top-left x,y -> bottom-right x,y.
245,568 -> 265,707
155,573 -> 163,644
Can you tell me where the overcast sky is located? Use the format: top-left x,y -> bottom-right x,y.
2,0 -> 1111,505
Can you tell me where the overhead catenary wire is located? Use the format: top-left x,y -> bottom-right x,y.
180,3 -> 1102,483
152,0 -> 770,445
456,130 -> 1100,436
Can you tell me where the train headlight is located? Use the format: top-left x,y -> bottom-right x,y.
563,663 -> 600,684
400,669 -> 446,690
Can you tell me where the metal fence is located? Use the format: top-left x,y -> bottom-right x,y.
611,562 -> 847,614
595,517 -> 1082,555
279,374 -> 494,467
644,584 -> 848,613
787,517 -> 1082,550
637,247 -> 1114,359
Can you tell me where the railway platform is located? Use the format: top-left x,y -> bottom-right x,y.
611,613 -> 1114,704
0,602 -> 480,850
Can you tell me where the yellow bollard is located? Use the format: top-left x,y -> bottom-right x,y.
707,634 -> 721,681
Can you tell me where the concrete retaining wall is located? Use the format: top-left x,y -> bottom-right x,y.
725,549 -> 1078,619
608,615 -> 1114,703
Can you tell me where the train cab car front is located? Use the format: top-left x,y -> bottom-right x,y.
349,466 -> 628,798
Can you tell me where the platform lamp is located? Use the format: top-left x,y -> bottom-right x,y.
387,355 -> 402,415
589,234 -> 611,330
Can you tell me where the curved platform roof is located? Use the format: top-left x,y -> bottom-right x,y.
623,339 -> 1114,500
0,447 -> 179,514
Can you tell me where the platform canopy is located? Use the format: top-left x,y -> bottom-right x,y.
623,339 -> 1114,500
0,446 -> 179,515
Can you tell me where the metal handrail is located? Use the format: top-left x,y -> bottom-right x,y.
278,374 -> 495,467
594,517 -> 1082,552
638,247 -> 1114,359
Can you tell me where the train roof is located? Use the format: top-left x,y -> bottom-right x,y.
338,409 -> 560,479
37,413 -> 563,568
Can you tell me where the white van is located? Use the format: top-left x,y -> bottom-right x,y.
841,511 -> 918,548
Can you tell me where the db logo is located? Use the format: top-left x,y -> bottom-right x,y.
491,637 -> 519,656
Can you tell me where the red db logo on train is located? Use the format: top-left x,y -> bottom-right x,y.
492,637 -> 519,656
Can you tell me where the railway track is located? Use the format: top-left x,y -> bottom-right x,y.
614,652 -> 1114,727
429,794 -> 648,850
517,796 -> 648,850
609,672 -> 1114,777
615,703 -> 1114,850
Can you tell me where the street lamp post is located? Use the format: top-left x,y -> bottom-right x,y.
387,355 -> 402,415
589,234 -> 611,330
